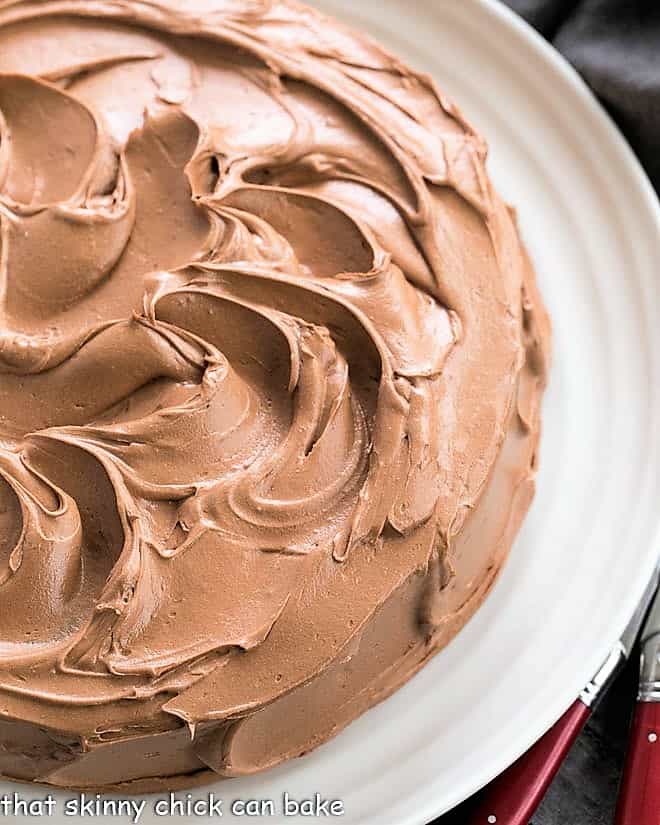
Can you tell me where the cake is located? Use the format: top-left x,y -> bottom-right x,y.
0,0 -> 550,792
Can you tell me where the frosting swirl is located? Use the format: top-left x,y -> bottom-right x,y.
0,0 -> 549,790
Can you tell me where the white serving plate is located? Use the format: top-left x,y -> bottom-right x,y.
3,1 -> 659,822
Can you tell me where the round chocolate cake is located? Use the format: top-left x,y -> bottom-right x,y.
0,0 -> 550,792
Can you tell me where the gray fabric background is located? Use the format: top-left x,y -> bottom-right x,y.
505,0 -> 660,190
433,2 -> 660,823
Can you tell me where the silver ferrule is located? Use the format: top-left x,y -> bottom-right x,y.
638,632 -> 660,702
580,641 -> 627,707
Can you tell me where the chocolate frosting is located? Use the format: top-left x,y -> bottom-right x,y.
0,0 -> 550,791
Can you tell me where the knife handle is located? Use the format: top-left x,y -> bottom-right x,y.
615,701 -> 660,825
467,700 -> 591,825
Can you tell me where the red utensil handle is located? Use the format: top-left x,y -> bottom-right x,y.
615,701 -> 660,825
467,699 -> 591,825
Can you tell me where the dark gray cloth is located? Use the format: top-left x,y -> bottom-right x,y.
505,0 -> 660,191
433,2 -> 659,823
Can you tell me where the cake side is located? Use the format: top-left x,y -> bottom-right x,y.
0,0 -> 550,790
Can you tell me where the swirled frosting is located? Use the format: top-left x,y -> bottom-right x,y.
0,0 -> 550,791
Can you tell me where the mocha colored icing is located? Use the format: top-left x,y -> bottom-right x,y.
0,0 -> 549,790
